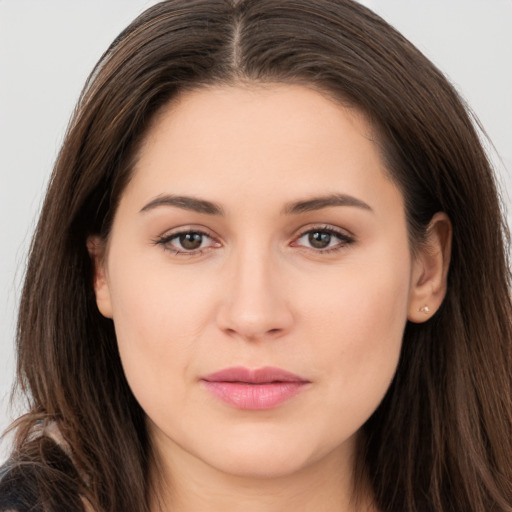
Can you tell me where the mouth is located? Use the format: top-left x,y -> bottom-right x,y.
201,366 -> 311,410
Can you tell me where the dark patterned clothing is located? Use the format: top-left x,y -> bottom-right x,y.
0,436 -> 88,511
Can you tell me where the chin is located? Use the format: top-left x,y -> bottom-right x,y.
196,429 -> 345,480
208,448 -> 314,480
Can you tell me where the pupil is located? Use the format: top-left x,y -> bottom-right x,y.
179,233 -> 202,250
309,231 -> 331,249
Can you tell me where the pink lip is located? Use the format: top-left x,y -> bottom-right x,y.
201,366 -> 310,410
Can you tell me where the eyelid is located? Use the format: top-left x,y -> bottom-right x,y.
153,225 -> 222,255
152,223 -> 355,256
290,224 -> 356,252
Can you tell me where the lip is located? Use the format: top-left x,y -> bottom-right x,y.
201,366 -> 310,410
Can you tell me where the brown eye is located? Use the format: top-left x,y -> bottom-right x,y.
308,231 -> 332,249
178,232 -> 203,250
157,230 -> 217,253
294,227 -> 354,253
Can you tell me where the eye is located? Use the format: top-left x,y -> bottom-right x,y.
293,227 -> 354,252
155,229 -> 220,254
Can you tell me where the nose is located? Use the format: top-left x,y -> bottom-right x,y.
216,248 -> 294,342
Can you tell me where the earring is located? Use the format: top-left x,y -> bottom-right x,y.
418,305 -> 431,314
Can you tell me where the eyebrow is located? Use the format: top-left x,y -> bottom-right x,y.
139,193 -> 372,216
283,194 -> 373,215
140,195 -> 224,215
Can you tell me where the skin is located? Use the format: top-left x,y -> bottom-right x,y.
89,84 -> 451,512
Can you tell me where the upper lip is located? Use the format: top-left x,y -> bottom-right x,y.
202,366 -> 309,384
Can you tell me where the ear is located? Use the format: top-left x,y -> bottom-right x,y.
87,236 -> 113,319
408,212 -> 452,323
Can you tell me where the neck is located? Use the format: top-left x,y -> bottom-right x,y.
149,435 -> 375,512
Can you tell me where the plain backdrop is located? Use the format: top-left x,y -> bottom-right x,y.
1,0 -> 511,459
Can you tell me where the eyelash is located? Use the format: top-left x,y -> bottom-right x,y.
292,225 -> 355,253
153,229 -> 218,256
154,225 -> 355,256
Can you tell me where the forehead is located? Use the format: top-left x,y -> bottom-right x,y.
124,84 -> 402,215
143,83 -> 375,155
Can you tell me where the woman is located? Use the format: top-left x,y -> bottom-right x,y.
1,1 -> 511,511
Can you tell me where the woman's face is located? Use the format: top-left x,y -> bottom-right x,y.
92,84 -> 432,480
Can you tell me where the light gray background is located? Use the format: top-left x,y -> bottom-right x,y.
1,1 -> 511,458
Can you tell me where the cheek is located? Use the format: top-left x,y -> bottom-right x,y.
105,252 -> 217,413
296,253 -> 411,427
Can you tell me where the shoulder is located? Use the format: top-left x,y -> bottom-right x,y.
0,436 -> 87,512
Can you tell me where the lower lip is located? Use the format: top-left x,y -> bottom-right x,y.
201,381 -> 308,410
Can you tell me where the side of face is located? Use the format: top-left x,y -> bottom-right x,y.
88,84 -> 450,480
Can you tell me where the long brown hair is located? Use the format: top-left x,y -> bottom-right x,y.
4,1 -> 512,511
